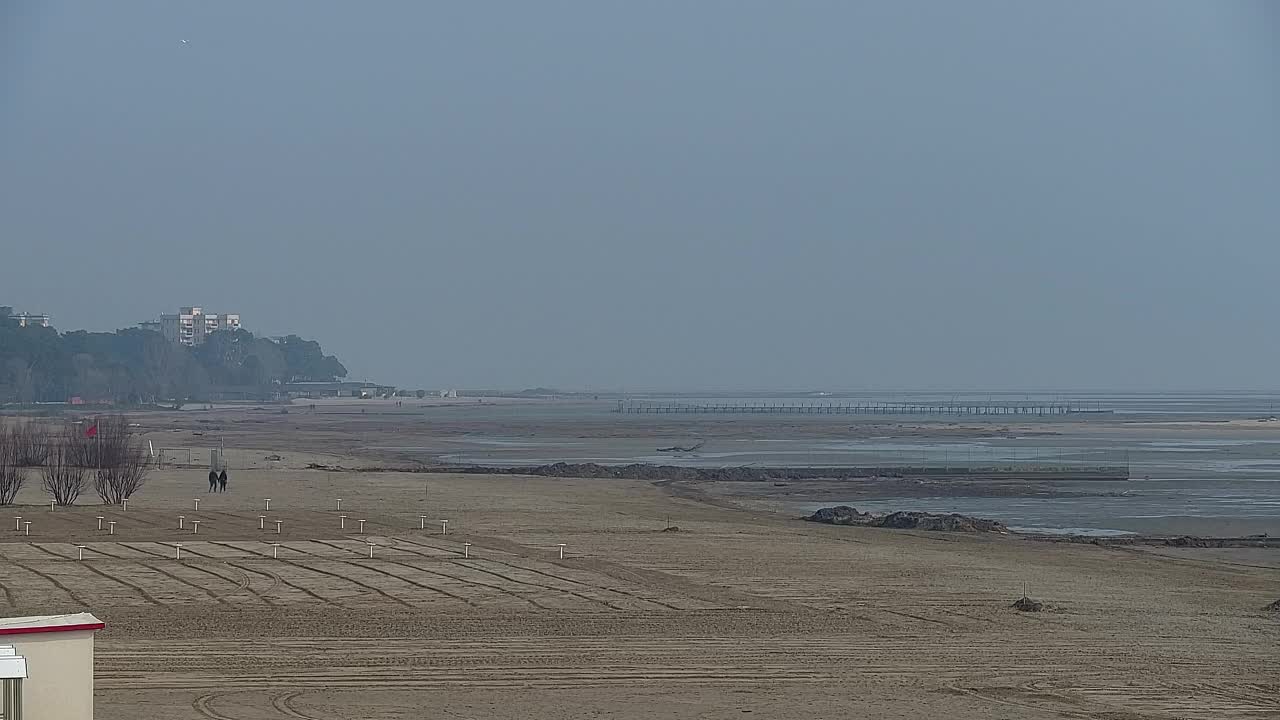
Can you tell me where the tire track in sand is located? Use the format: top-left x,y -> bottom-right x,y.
305,540 -> 479,607
305,538 -> 483,604
192,692 -> 240,720
10,560 -> 95,607
272,690 -> 326,720
385,537 -> 676,609
208,543 -> 340,607
73,560 -> 166,606
220,562 -> 284,604
451,560 -> 617,610
276,555 -> 414,608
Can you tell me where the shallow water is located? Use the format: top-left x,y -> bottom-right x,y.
373,392 -> 1280,534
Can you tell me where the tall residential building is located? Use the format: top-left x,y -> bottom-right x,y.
156,306 -> 242,346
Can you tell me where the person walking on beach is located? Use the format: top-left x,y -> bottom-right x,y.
218,469 -> 228,493
208,469 -> 218,493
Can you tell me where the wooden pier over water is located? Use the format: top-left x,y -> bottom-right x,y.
616,400 -> 1111,417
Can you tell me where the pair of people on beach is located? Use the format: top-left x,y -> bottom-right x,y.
207,469 -> 228,493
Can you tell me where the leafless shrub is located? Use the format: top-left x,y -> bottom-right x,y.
42,441 -> 86,506
63,419 -> 96,469
10,421 -> 50,467
87,416 -> 149,505
0,422 -> 24,505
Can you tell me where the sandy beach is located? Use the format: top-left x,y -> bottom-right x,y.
0,403 -> 1272,718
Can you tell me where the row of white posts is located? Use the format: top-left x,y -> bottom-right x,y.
32,495 -> 573,560
69,540 -> 486,561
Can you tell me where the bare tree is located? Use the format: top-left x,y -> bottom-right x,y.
4,359 -> 34,405
88,416 -> 150,505
42,441 -> 86,507
10,421 -> 50,467
63,419 -> 96,469
0,422 -> 25,505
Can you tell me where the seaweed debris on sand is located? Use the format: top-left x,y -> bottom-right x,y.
805,505 -> 1009,533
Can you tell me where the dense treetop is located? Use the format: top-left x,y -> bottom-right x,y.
0,322 -> 346,404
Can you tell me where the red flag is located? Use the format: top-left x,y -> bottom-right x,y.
84,423 -> 98,439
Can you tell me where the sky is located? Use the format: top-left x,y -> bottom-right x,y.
1,1 -> 1277,391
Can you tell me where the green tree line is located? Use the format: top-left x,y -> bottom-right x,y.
0,323 -> 347,405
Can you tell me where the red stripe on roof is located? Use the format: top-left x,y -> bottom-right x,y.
0,622 -> 105,637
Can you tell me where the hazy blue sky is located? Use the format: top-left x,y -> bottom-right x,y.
2,2 -> 1277,391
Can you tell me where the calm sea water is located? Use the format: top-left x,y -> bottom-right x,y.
375,391 -> 1280,535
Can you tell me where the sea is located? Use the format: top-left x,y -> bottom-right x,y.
373,391 -> 1280,536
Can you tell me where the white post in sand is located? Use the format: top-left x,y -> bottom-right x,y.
419,515 -> 426,530
12,517 -> 20,531
96,516 -> 104,531
22,522 -> 30,536
178,516 -> 185,529
191,520 -> 201,535
440,520 -> 449,535
174,543 -> 182,560
50,501 -> 54,512
463,542 -> 472,559
258,516 -> 266,530
557,543 -> 566,560
122,499 -> 128,512
336,499 -> 342,511
357,519 -> 366,534
271,543 -> 280,559
274,520 -> 283,535
339,515 -> 347,529
76,545 -> 85,561
108,521 -> 116,535
367,542 -> 374,559
194,498 -> 200,511
264,499 -> 271,511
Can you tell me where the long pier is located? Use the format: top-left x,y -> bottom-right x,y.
616,401 -> 1110,416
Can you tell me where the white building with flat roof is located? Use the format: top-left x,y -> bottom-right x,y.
0,612 -> 104,720
157,306 -> 242,346
0,307 -> 50,328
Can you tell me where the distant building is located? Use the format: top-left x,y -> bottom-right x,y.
153,306 -> 242,346
14,313 -> 50,328
1,306 -> 51,328
281,381 -> 394,399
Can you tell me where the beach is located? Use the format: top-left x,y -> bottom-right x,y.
0,399 -> 1272,718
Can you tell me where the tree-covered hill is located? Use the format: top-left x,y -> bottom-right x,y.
0,323 -> 346,404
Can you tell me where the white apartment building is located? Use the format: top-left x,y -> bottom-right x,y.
0,307 -> 51,328
157,306 -> 242,346
14,313 -> 50,328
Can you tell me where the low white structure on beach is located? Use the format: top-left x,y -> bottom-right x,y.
0,613 -> 104,720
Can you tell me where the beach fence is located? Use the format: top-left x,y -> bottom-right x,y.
154,447 -> 229,470
157,448 -> 193,468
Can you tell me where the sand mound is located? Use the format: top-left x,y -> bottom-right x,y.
805,505 -> 1008,533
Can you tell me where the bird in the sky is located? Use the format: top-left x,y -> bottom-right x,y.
181,39 -> 189,45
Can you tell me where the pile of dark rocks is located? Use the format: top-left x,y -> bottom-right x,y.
805,505 -> 1008,533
